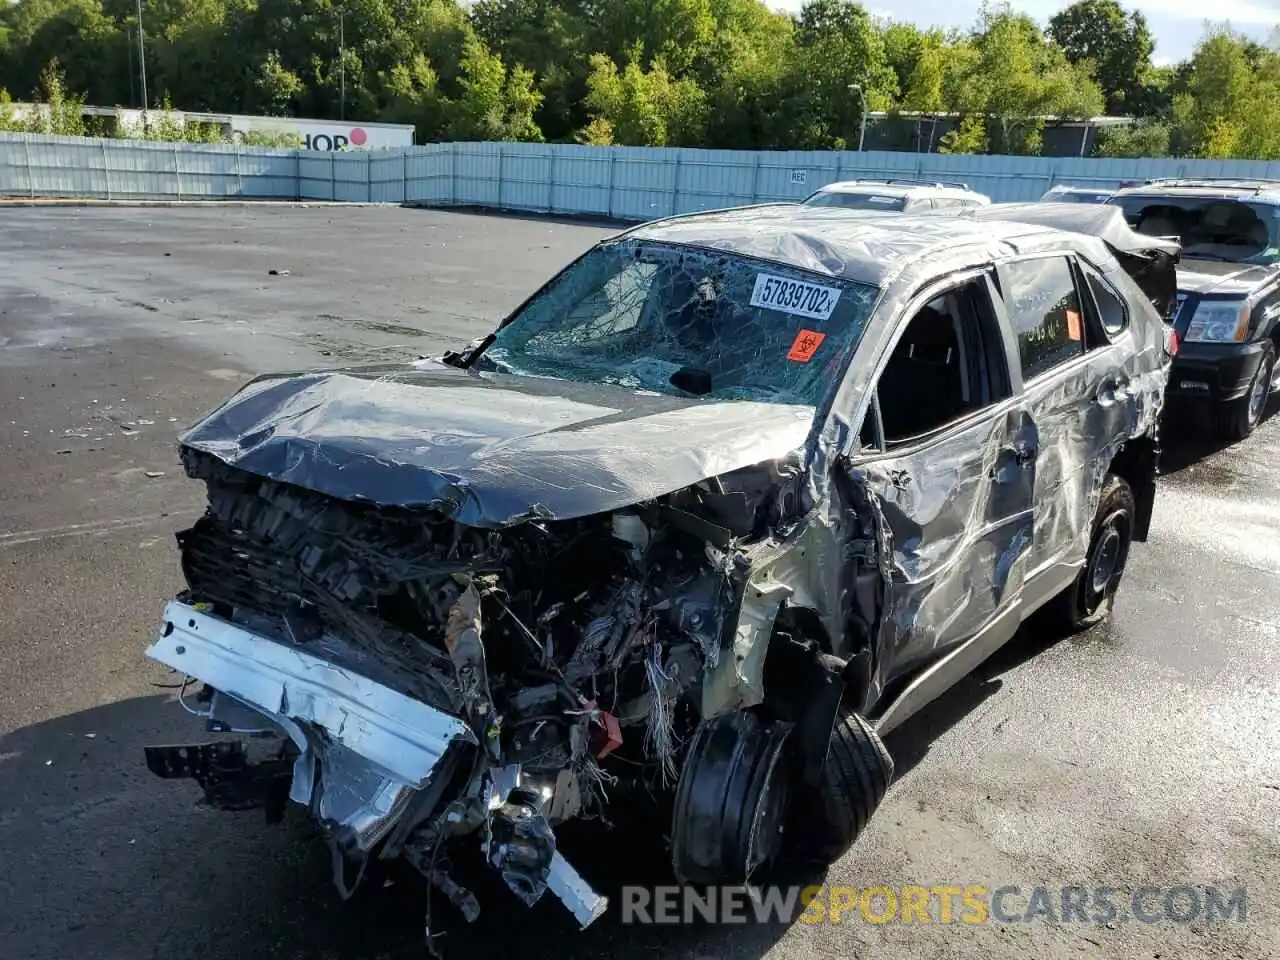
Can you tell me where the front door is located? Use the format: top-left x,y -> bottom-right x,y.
844,270 -> 1037,718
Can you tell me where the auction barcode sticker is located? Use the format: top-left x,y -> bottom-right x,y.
750,272 -> 842,321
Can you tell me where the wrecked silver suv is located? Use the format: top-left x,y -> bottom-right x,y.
144,203 -> 1177,933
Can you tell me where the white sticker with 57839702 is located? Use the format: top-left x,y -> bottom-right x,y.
749,272 -> 842,321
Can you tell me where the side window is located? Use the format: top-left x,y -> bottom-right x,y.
1080,264 -> 1128,337
859,276 -> 1012,450
1001,256 -> 1086,380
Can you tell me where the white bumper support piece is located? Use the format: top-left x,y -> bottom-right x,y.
147,601 -> 473,787
146,601 -> 610,928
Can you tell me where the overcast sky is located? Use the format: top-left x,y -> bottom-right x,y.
769,0 -> 1279,63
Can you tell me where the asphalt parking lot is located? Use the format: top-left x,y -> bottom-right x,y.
1,206 -> 1277,960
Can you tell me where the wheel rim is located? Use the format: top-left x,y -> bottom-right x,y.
1090,527 -> 1122,595
1247,358 -> 1271,424
744,755 -> 790,879
1083,509 -> 1131,615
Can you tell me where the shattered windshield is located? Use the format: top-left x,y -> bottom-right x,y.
1111,194 -> 1280,264
804,191 -> 907,211
472,239 -> 879,406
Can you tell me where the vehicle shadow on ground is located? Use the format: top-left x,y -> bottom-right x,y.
0,694 -> 801,960
402,202 -> 638,233
1157,398 -> 1279,475
882,613 -> 1088,782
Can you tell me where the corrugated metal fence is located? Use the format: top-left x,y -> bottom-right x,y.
5,134 -> 1280,215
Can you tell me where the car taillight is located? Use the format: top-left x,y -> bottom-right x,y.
1164,325 -> 1179,357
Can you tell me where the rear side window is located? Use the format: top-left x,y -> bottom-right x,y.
1001,256 -> 1086,380
1081,265 -> 1128,337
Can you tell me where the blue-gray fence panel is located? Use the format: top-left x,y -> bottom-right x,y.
369,151 -> 407,203
404,145 -> 451,204
5,135 -> 1280,212
452,142 -> 503,207
298,153 -> 336,200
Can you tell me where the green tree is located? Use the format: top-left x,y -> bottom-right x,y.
1095,119 -> 1170,157
951,4 -> 1104,155
1170,27 -> 1280,159
448,34 -> 544,140
779,0 -> 897,149
1047,0 -> 1154,114
471,0 -> 590,140
581,50 -> 707,146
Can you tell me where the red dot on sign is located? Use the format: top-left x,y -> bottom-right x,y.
349,128 -> 367,146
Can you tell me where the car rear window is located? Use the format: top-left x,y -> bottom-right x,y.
804,192 -> 907,212
1111,194 -> 1280,264
475,240 -> 880,407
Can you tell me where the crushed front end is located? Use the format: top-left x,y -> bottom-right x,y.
144,447 -> 779,931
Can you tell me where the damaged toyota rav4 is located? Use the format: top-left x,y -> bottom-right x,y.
144,204 -> 1176,934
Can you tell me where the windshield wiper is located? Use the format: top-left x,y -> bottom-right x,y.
669,366 -> 713,396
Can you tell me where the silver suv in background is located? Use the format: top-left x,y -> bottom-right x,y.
1040,184 -> 1117,204
802,178 -> 991,212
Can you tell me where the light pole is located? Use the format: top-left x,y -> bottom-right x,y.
849,83 -> 867,152
136,0 -> 149,116
339,10 -> 345,122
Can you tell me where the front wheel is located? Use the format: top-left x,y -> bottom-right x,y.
1043,472 -> 1135,633
785,708 -> 894,867
1213,341 -> 1275,442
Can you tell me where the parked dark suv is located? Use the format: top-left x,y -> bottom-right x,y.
1108,178 -> 1280,439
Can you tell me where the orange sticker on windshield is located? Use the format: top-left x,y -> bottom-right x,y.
787,329 -> 827,363
1065,308 -> 1083,341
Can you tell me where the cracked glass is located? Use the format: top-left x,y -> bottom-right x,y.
474,239 -> 879,407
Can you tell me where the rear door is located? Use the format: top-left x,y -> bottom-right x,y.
846,268 -> 1037,710
993,252 -> 1139,607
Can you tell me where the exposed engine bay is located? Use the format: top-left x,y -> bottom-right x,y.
145,446 -> 830,936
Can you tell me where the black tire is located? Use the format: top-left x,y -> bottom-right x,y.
1213,341 -> 1275,442
1043,472 -> 1135,633
787,709 -> 893,866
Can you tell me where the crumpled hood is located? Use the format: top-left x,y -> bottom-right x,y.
1177,258 -> 1277,297
179,361 -> 814,527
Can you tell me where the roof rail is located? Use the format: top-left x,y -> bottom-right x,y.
829,177 -> 973,191
1135,177 -> 1280,193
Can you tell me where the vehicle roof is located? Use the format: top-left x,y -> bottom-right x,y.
621,203 -> 1101,287
966,202 -> 1181,257
1113,178 -> 1280,202
811,178 -> 978,197
1045,185 -> 1113,195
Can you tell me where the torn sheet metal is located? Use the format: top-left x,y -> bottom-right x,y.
148,601 -> 611,926
966,202 -> 1181,258
178,362 -> 813,527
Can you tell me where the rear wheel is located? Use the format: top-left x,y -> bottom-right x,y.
1214,341 -> 1275,442
1043,473 -> 1135,633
